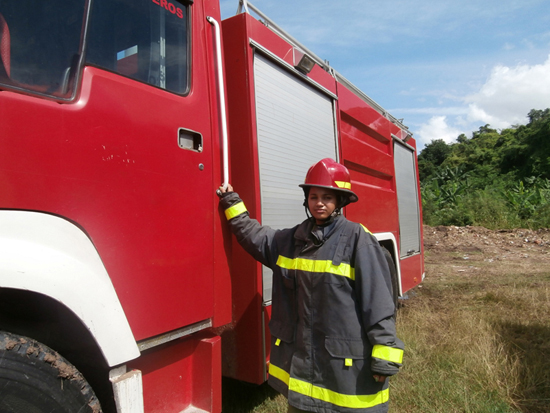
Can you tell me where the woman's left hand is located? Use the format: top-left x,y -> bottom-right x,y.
373,375 -> 387,383
216,183 -> 234,196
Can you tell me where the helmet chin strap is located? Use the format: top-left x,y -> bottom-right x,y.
303,202 -> 313,221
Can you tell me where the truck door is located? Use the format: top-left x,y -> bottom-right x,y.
82,0 -> 217,340
392,139 -> 423,291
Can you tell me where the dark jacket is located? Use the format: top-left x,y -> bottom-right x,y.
221,192 -> 404,413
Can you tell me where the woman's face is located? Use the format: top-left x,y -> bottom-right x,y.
308,187 -> 338,224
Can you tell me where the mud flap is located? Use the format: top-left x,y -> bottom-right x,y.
110,368 -> 144,413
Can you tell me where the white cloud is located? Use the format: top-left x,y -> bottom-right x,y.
465,55 -> 550,128
417,116 -> 462,148
414,55 -> 550,150
393,106 -> 468,116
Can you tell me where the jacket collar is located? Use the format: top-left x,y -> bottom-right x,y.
294,215 -> 346,243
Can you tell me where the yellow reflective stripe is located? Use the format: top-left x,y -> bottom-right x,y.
224,202 -> 247,220
360,224 -> 372,234
276,256 -> 355,281
289,377 -> 389,409
268,363 -> 289,386
269,363 -> 389,409
275,338 -> 281,346
372,345 -> 404,364
335,180 -> 352,189
345,358 -> 353,367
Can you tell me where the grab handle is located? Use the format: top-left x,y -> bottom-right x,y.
206,16 -> 229,190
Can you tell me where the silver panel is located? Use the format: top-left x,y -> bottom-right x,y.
253,53 -> 338,303
137,319 -> 212,351
393,141 -> 421,258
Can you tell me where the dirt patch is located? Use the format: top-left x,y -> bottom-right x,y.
422,225 -> 550,282
424,225 -> 550,263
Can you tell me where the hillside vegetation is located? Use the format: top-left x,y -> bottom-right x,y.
418,109 -> 550,229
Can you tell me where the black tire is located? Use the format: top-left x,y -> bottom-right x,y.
381,247 -> 399,320
0,331 -> 102,413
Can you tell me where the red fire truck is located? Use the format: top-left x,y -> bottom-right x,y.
0,0 -> 424,411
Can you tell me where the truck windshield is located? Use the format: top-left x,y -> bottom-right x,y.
86,0 -> 190,95
0,0 -> 85,98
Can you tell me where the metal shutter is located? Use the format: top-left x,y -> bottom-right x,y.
394,141 -> 421,258
253,53 -> 337,303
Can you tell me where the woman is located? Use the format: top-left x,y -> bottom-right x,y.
218,158 -> 403,413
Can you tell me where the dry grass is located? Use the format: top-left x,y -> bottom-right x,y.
391,251 -> 550,413
222,245 -> 550,412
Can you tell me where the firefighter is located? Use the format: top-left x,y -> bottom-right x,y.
218,158 -> 404,413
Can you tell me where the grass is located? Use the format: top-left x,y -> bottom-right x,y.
390,257 -> 550,413
222,254 -> 550,412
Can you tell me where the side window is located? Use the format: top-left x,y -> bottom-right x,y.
0,0 -> 85,98
86,0 -> 190,95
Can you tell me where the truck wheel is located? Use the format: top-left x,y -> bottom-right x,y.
0,331 -> 102,413
381,247 -> 399,320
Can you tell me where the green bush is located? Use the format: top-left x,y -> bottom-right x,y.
532,203 -> 550,228
465,190 -> 521,229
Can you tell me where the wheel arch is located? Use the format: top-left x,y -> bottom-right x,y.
0,210 -> 140,367
0,294 -> 110,411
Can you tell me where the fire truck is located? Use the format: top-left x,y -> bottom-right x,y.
0,0 -> 424,411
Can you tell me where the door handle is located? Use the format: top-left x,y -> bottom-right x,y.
178,128 -> 203,152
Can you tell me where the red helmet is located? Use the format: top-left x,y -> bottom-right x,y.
299,158 -> 358,207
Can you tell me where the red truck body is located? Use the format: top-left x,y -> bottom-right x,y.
0,1 -> 423,411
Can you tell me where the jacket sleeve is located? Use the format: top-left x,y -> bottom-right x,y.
353,228 -> 404,376
366,317 -> 404,376
219,191 -> 279,268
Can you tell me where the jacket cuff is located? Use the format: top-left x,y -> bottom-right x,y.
370,343 -> 404,376
220,192 -> 248,220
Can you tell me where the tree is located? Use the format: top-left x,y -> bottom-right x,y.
527,108 -> 550,124
418,139 -> 452,180
472,124 -> 497,138
456,134 -> 468,143
501,108 -> 550,180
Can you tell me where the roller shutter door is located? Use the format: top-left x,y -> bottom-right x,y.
254,53 -> 337,303
394,141 -> 421,258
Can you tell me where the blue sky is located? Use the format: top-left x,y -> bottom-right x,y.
220,0 -> 550,150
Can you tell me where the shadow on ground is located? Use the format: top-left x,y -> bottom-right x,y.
222,377 -> 283,413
